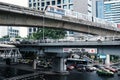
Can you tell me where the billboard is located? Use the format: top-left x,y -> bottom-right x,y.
97,54 -> 106,59
117,24 -> 120,29
63,48 -> 97,54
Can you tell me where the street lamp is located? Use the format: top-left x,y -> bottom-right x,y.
43,14 -> 45,42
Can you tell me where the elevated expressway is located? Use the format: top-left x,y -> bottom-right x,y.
14,41 -> 120,55
1,41 -> 120,72
14,41 -> 120,71
0,2 -> 120,36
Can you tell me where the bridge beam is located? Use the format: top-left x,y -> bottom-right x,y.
0,9 -> 120,36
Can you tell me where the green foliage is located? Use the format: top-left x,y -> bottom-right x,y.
110,55 -> 120,62
15,36 -> 21,38
31,28 -> 66,40
2,35 -> 9,38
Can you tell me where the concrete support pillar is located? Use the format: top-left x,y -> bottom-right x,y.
33,59 -> 37,69
52,57 -> 67,72
105,54 -> 110,67
39,49 -> 44,56
14,57 -> 17,62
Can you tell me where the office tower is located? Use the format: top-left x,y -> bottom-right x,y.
0,26 -> 19,38
104,0 -> 120,23
95,0 -> 104,19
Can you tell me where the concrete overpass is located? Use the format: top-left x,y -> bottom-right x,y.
14,41 -> 120,55
1,41 -> 120,72
39,41 -> 120,56
0,2 -> 120,36
14,41 -> 120,72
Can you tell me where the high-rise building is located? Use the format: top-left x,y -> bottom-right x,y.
104,0 -> 112,1
28,0 -> 93,39
0,26 -> 19,38
29,0 -> 92,15
95,0 -> 104,19
104,0 -> 120,23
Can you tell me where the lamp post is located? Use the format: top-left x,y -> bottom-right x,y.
43,15 -> 45,42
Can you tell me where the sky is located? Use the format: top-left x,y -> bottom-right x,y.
0,0 -> 28,7
0,0 -> 28,37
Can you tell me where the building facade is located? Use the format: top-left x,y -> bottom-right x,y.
28,0 -> 93,40
96,0 -> 104,19
0,26 -> 19,38
29,0 -> 92,15
104,0 -> 120,23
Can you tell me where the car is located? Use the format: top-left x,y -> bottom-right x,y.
105,66 -> 118,73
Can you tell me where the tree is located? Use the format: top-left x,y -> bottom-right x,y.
15,36 -> 21,38
2,35 -> 9,38
0,35 -> 10,41
32,28 -> 66,40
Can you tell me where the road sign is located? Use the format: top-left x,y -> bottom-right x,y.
97,54 -> 106,59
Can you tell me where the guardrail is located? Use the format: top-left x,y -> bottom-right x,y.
0,39 -> 120,45
0,2 -> 44,16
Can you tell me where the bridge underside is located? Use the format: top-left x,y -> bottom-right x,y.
16,43 -> 120,56
0,10 -> 120,36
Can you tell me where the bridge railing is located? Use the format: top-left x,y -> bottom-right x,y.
0,2 -> 44,16
1,36 -> 120,45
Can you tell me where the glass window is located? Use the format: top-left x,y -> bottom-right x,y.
69,4 -> 73,10
33,28 -> 36,32
69,31 -> 73,34
50,7 -> 54,12
88,4 -> 91,7
63,0 -> 67,4
33,0 -> 35,2
29,0 -> 31,2
57,0 -> 61,4
29,28 -> 32,32
88,10 -> 91,13
10,33 -> 12,35
38,3 -> 40,6
69,0 -> 73,3
56,9 -> 65,14
46,2 -> 50,5
33,3 -> 36,7
52,1 -> 55,5
41,2 -> 45,7
41,8 -> 44,11
63,5 -> 67,9
29,33 -> 31,36
57,6 -> 61,8
29,4 -> 32,7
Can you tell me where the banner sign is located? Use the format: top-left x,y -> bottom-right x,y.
99,55 -> 106,59
97,54 -> 106,59
63,48 -> 97,54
